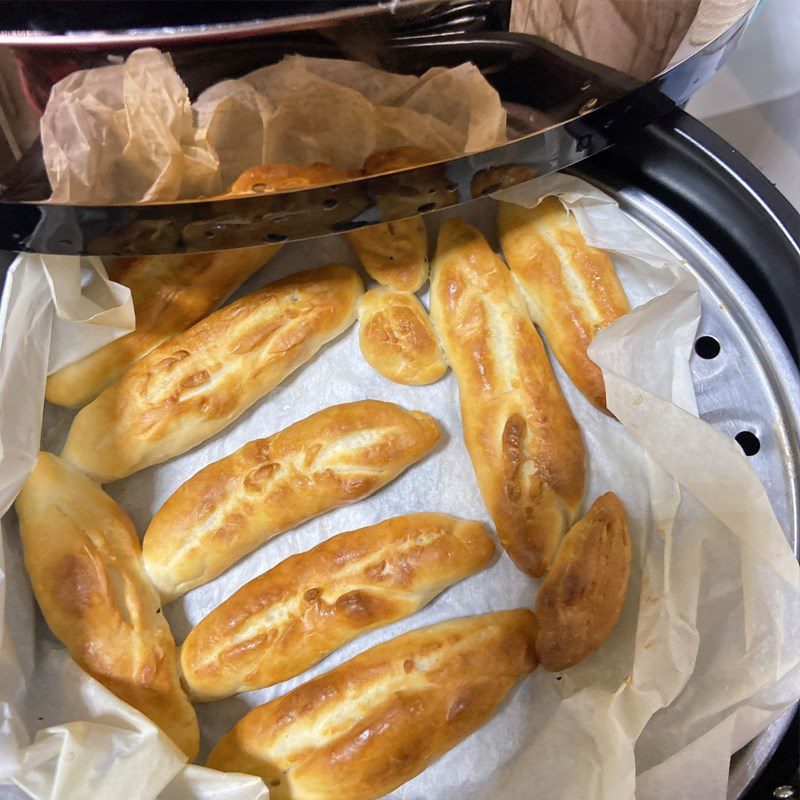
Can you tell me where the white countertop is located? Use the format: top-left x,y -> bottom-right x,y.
686,0 -> 800,209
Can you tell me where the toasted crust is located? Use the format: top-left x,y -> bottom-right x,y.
430,219 -> 585,577
229,163 -> 361,194
14,453 -> 199,758
346,217 -> 429,292
205,610 -> 537,800
357,287 -> 447,385
535,492 -> 630,671
362,146 -> 438,176
181,513 -> 494,700
498,199 -> 630,411
45,246 -> 281,409
61,264 -> 363,483
143,400 -> 440,600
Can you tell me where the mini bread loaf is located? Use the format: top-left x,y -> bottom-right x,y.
61,264 -> 362,483
346,147 -> 437,292
143,400 -> 440,600
535,492 -> 631,671
14,453 -> 199,759
430,219 -> 585,578
498,199 -> 630,411
229,162 -> 361,194
358,287 -> 447,385
181,513 -> 494,700
346,217 -> 429,292
205,610 -> 537,800
45,246 -> 281,409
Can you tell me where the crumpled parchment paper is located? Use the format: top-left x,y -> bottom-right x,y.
40,49 -> 507,203
0,176 -> 798,800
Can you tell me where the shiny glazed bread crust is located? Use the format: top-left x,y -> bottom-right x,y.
357,287 -> 447,385
143,400 -> 440,600
535,492 -> 631,671
45,245 -> 281,409
205,609 -> 537,800
498,199 -> 630,411
180,512 -> 494,700
14,452 -> 199,759
61,263 -> 363,483
430,219 -> 586,578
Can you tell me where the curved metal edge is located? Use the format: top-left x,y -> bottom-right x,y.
572,108 -> 800,800
0,7 -> 754,256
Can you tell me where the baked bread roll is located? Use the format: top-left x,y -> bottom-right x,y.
358,287 -> 447,385
14,453 -> 199,759
430,219 -> 585,578
181,513 -> 494,700
535,492 -> 630,671
143,400 -> 440,600
62,264 -> 362,483
229,162 -> 361,194
45,246 -> 281,409
205,609 -> 537,800
498,199 -> 630,411
346,216 -> 429,292
346,147 -> 437,292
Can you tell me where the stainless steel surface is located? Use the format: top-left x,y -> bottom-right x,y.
603,182 -> 800,800
0,0 -> 760,253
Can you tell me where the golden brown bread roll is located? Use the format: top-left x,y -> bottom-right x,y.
346,217 -> 429,292
535,492 -> 631,671
45,246 -> 281,409
430,219 -> 585,578
143,400 -> 440,600
229,162 -> 361,194
347,148 -> 437,292
205,609 -> 537,800
14,453 -> 199,759
498,199 -> 630,411
181,513 -> 494,700
357,287 -> 447,385
61,264 -> 362,483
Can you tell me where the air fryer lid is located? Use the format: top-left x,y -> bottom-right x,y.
0,0 -> 760,254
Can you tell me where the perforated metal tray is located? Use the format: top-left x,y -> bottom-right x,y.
573,109 -> 800,799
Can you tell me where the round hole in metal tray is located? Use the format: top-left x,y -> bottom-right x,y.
735,431 -> 761,456
695,335 -> 721,359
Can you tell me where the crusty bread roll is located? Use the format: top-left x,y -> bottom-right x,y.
230,162 -> 361,194
45,246 -> 281,409
498,199 -> 630,411
346,148 -> 437,292
229,162 -> 361,194
181,513 -> 494,700
346,216 -> 429,292
430,219 -> 585,578
61,264 -> 362,483
143,400 -> 440,600
14,453 -> 199,759
205,609 -> 537,800
535,492 -> 630,671
357,287 -> 447,385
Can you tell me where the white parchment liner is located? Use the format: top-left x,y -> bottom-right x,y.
0,177 -> 798,800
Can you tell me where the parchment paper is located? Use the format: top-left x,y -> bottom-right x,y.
41,50 -> 507,203
1,176 -> 799,800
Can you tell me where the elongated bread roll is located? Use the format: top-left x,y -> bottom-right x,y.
346,216 -> 429,292
45,246 -> 281,409
430,219 -> 585,577
535,492 -> 630,671
62,264 -> 362,483
358,287 -> 447,385
181,513 -> 494,700
206,610 -> 537,800
143,400 -> 440,600
14,453 -> 199,759
498,199 -> 630,411
230,162 -> 360,194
